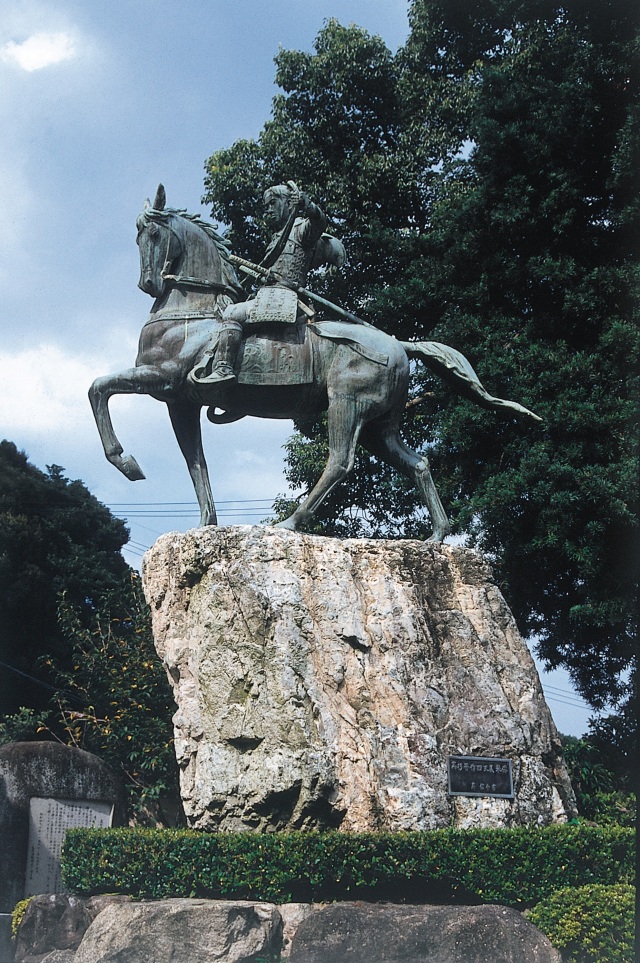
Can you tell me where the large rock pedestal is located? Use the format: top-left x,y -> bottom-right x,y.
143,527 -> 575,832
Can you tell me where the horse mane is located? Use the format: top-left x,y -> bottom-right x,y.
145,206 -> 232,260
143,205 -> 242,295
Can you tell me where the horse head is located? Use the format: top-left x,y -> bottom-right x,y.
136,184 -> 242,301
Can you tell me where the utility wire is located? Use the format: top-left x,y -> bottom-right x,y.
106,498 -> 278,507
544,685 -> 590,708
0,660 -> 84,703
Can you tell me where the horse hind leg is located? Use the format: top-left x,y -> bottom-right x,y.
360,420 -> 451,542
276,395 -> 365,531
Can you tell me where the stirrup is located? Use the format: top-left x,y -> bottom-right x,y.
193,363 -> 237,385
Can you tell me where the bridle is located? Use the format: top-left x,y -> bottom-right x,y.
143,212 -> 232,292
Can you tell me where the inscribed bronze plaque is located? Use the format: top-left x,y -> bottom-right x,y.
447,756 -> 514,798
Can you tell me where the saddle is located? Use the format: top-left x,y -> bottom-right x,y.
236,319 -> 390,386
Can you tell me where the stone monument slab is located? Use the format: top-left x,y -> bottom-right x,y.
0,743 -> 125,914
25,798 -> 113,898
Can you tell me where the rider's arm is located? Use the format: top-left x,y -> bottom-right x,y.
298,194 -> 328,247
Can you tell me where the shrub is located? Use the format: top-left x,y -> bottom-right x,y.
528,883 -> 635,963
11,898 -> 32,938
0,708 -> 53,746
561,735 -> 636,827
62,824 -> 634,907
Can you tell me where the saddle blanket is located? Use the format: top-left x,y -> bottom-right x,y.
235,320 -> 390,386
237,322 -> 313,386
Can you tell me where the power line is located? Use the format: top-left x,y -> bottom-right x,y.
106,498 -> 278,507
545,694 -> 591,712
543,684 -> 590,708
0,660 -> 84,703
119,510 -> 272,517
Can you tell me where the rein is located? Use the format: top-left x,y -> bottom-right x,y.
142,209 -> 240,304
160,272 -> 228,290
143,311 -> 222,326
160,221 -> 235,292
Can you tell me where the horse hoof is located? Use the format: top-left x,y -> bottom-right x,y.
121,455 -> 146,481
427,531 -> 447,543
274,517 -> 298,531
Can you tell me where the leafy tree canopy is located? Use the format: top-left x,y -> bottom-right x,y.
0,440 -> 130,713
202,0 -> 639,720
0,578 -> 180,825
51,579 -> 179,824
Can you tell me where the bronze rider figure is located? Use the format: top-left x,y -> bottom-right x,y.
190,181 -> 328,385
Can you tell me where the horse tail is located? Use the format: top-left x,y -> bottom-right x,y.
401,340 -> 542,422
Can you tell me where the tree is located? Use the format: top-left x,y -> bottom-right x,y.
0,577 -> 180,824
202,1 -> 638,720
406,0 -> 639,716
0,440 -> 130,714
0,441 -> 180,822
561,732 -> 635,826
50,577 -> 180,823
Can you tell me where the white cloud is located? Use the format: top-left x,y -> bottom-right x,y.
0,343 -> 116,436
2,31 -> 75,71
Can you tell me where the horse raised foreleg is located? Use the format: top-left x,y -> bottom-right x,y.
360,418 -> 451,542
167,401 -> 217,526
277,394 -> 364,531
88,365 -> 166,481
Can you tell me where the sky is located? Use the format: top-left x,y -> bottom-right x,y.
0,0 -> 593,736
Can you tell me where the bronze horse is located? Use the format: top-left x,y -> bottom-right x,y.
89,186 -> 540,539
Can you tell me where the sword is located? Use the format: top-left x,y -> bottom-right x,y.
228,253 -> 375,329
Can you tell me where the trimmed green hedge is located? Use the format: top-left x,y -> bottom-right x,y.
528,884 -> 636,963
62,825 -> 634,908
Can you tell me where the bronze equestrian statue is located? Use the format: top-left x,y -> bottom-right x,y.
89,184 -> 540,539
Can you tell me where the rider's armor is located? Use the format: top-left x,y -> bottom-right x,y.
245,217 -> 325,327
188,193 -> 329,385
264,216 -> 325,290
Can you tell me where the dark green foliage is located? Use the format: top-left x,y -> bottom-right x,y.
528,883 -> 635,963
561,733 -> 636,826
48,577 -> 180,823
0,441 -> 130,713
203,1 -> 639,720
0,707 -> 53,746
62,825 -> 634,907
0,579 -> 180,824
412,0 -> 640,716
0,441 -> 178,823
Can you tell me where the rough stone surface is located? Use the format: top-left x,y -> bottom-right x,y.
11,898 -> 333,963
0,743 -> 126,913
14,895 -> 129,963
143,527 -> 576,832
289,902 -> 562,963
278,902 -> 327,958
14,897 -> 563,963
73,899 -> 281,963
